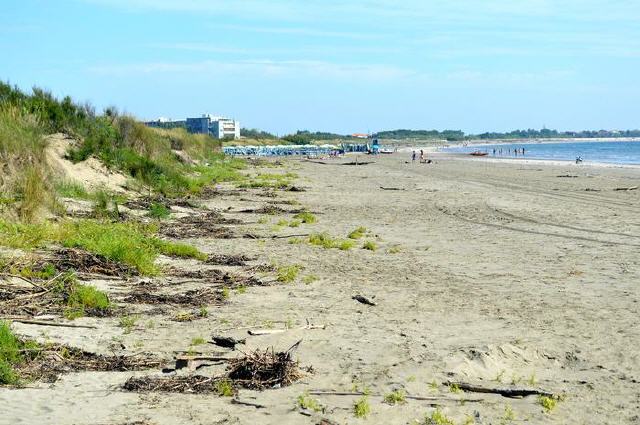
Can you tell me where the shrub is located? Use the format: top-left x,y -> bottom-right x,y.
147,202 -> 170,219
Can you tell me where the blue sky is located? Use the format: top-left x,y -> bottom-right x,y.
1,0 -> 639,134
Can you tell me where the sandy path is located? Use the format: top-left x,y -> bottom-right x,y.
2,155 -> 639,424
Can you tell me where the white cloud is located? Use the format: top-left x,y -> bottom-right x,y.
87,59 -> 414,81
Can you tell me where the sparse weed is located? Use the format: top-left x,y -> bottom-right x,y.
425,408 -> 455,425
297,391 -> 323,412
387,245 -> 402,254
383,389 -> 406,405
276,264 -> 302,283
495,369 -> 505,383
362,241 -> 377,251
147,202 -> 170,219
302,274 -> 318,284
221,287 -> 230,298
235,285 -> 247,294
288,220 -> 301,228
215,379 -> 235,397
348,226 -> 367,239
538,395 -> 558,412
190,337 -> 206,346
528,372 -> 537,385
449,383 -> 463,394
119,315 -> 138,334
55,180 -> 91,200
199,306 -> 209,317
294,211 -> 317,224
353,396 -> 371,418
503,404 -> 515,421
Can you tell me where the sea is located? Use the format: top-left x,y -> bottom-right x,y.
442,140 -> 640,165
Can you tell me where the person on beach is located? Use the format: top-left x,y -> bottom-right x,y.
420,150 -> 425,162
412,151 -> 416,162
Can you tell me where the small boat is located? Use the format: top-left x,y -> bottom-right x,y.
379,149 -> 394,154
469,151 -> 488,156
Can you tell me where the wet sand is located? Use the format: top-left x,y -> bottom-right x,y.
2,154 -> 639,424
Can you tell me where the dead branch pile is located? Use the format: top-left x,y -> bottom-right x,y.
48,248 -> 137,276
159,212 -> 241,239
124,197 -> 195,210
122,375 -> 225,393
238,205 -> 304,215
165,267 -> 265,287
199,187 -> 246,198
205,254 -> 255,266
0,274 -> 113,317
227,348 -> 302,390
124,288 -> 224,306
19,344 -> 160,383
123,348 -> 302,393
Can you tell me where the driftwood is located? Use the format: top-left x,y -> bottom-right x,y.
308,391 -> 483,403
444,381 -> 555,398
248,324 -> 325,336
380,186 -> 405,191
3,318 -> 97,329
352,295 -> 377,306
614,186 -> 638,191
231,398 -> 266,409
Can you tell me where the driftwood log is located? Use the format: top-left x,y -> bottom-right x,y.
445,381 -> 555,398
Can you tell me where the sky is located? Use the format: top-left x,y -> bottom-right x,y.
1,0 -> 639,135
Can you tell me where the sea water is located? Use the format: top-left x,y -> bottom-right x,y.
442,140 -> 640,165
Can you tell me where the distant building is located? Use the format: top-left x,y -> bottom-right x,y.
145,114 -> 240,139
351,133 -> 369,139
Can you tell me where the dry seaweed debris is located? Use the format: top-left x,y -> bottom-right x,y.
205,254 -> 256,266
0,273 -> 113,318
123,288 -> 224,306
4,248 -> 136,278
15,344 -> 161,384
49,248 -> 137,276
237,205 -> 305,215
123,347 -> 302,393
164,268 -> 267,288
158,211 -> 244,239
123,375 -> 229,394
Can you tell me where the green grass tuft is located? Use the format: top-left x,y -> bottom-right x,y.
302,274 -> 318,284
538,395 -> 558,412
55,180 -> 91,200
353,396 -> 371,418
348,226 -> 367,239
293,211 -> 316,224
297,391 -> 323,412
276,264 -> 302,283
147,202 -> 170,219
362,241 -> 378,251
215,379 -> 235,397
425,408 -> 455,425
384,389 -> 406,405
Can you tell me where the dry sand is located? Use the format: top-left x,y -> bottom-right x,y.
2,153 -> 639,424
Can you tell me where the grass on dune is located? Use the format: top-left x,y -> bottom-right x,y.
0,219 -> 206,275
0,321 -> 40,385
308,232 -> 355,250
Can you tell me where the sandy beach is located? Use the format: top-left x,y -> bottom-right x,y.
2,153 -> 639,424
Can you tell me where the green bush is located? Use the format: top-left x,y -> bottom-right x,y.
147,202 -> 170,219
